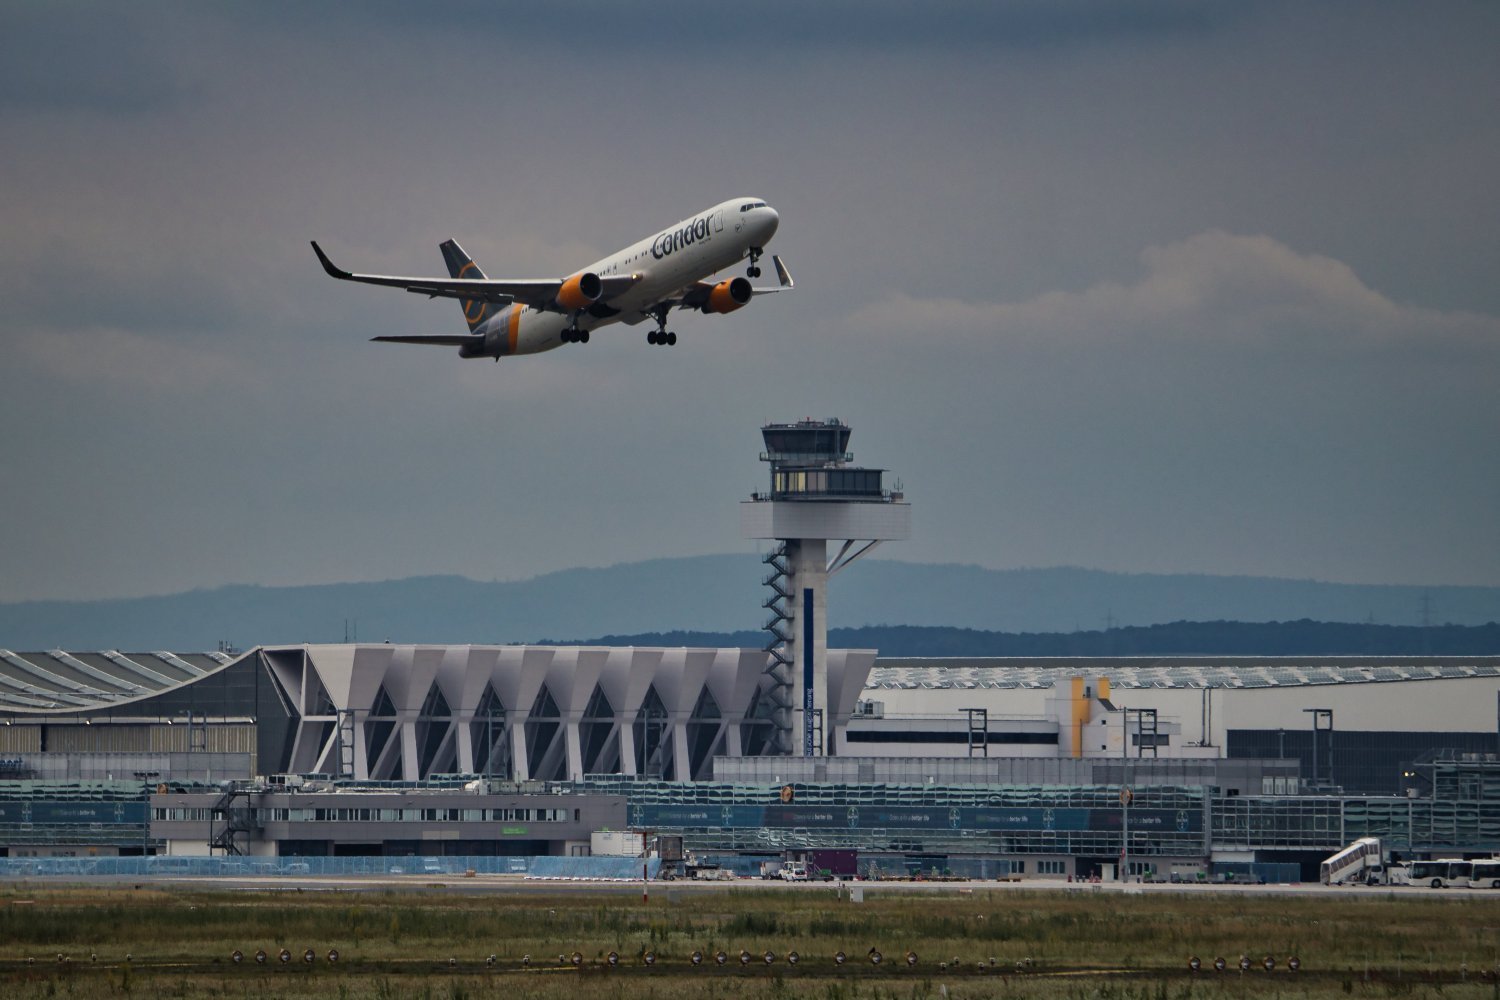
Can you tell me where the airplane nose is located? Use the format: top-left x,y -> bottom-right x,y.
760,207 -> 779,240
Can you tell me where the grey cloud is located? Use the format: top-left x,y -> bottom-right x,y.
12,324 -> 263,393
2,3 -> 1498,603
847,231 -> 1500,356
0,5 -> 187,114
247,0 -> 1241,52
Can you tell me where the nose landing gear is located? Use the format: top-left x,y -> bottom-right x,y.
747,246 -> 763,278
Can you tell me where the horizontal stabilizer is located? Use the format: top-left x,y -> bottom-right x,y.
371,335 -> 485,347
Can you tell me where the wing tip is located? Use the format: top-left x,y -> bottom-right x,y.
310,241 -> 349,279
773,255 -> 794,289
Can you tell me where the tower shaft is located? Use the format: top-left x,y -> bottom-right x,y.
742,419 -> 909,757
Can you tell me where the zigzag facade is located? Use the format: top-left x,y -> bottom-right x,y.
259,644 -> 877,783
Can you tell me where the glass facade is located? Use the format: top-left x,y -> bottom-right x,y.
0,780 -> 155,849
761,421 -> 852,462
771,468 -> 884,499
588,758 -> 1500,863
1228,729 -> 1499,794
153,805 -> 572,824
583,778 -> 1208,858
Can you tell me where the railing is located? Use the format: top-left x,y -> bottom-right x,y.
0,854 -> 662,880
760,546 -> 794,754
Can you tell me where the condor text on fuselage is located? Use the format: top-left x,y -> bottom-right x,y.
311,198 -> 792,359
651,212 -> 718,260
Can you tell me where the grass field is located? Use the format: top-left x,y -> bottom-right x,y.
3,882 -> 1500,998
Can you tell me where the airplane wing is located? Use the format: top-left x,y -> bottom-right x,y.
768,254 -> 795,291
371,335 -> 484,347
311,242 -> 639,311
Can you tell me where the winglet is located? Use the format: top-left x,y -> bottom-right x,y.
310,241 -> 351,279
773,254 -> 794,289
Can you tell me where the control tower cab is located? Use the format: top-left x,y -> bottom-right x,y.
741,419 -> 910,757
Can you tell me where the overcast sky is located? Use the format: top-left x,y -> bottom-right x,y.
2,1 -> 1498,603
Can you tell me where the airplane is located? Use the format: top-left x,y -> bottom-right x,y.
311,198 -> 791,360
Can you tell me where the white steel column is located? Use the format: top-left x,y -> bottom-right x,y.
617,721 -> 638,776
455,722 -> 475,775
509,724 -> 530,782
399,722 -> 420,782
565,720 -> 584,781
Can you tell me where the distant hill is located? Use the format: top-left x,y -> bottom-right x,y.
564,621 -> 1500,657
1,555 -> 1497,651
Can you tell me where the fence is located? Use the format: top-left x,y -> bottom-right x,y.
0,854 -> 660,880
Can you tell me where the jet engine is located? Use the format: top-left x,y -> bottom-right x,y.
703,276 -> 752,314
556,272 -> 603,311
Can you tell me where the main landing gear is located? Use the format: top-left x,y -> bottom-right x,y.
747,246 -> 763,278
647,305 -> 677,346
561,325 -> 589,344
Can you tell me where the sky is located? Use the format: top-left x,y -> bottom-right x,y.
2,1 -> 1498,603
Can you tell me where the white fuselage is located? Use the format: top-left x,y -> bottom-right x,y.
478,198 -> 779,356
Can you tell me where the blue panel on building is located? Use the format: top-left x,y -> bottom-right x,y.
631,802 -> 1201,834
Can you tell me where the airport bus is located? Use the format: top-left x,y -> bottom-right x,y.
1467,859 -> 1500,889
1408,859 -> 1472,888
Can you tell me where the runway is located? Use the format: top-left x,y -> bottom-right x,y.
40,871 -> 1493,902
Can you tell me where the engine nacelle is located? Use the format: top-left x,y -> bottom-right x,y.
703,276 -> 752,315
556,272 -> 603,312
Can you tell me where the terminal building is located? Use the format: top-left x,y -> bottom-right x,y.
2,419 -> 1498,879
4,645 -> 1498,876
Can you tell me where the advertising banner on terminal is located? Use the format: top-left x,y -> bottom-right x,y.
633,804 -> 1200,833
0,801 -> 148,824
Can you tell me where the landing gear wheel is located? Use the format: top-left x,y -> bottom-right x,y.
666,331 -> 677,346
748,266 -> 761,278
579,329 -> 590,344
648,303 -> 673,347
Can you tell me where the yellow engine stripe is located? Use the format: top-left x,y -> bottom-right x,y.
508,306 -> 522,354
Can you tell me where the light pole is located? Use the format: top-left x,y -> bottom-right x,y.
1120,707 -> 1133,881
1304,708 -> 1332,788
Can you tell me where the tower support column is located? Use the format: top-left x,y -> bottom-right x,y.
788,539 -> 829,756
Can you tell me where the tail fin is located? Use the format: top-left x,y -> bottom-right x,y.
440,239 -> 493,332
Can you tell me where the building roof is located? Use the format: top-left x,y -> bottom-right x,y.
868,656 -> 1500,691
0,649 -> 236,712
7,649 -> 1497,711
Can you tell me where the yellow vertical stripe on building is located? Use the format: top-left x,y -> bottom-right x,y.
1070,676 -> 1088,759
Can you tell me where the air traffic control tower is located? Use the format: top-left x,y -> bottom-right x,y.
741,419 -> 910,757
